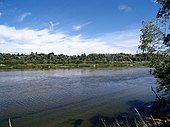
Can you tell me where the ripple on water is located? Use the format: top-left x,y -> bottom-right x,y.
0,67 -> 157,127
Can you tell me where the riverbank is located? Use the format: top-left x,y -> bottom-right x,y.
0,61 -> 148,70
99,108 -> 170,127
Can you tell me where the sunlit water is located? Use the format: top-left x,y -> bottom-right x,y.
0,67 -> 157,127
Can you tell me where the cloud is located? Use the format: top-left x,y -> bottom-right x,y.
99,30 -> 140,53
72,25 -> 81,31
18,12 -> 31,22
118,4 -> 132,12
0,12 -> 2,17
72,22 -> 91,31
0,25 -> 139,55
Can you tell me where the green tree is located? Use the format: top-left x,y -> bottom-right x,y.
139,20 -> 164,54
155,0 -> 170,86
139,1 -> 170,89
156,0 -> 170,47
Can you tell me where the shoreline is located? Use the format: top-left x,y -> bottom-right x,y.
0,62 -> 148,70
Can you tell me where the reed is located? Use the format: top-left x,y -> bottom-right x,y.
8,119 -> 12,127
134,108 -> 148,127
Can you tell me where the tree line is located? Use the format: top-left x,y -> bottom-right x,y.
0,52 -> 156,65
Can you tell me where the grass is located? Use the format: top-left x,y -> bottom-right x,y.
100,108 -> 170,127
0,61 -> 149,70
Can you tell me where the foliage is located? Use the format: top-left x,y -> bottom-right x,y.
139,20 -> 164,54
156,0 -> 170,20
139,0 -> 170,92
0,52 -> 152,69
155,0 -> 170,86
156,0 -> 170,47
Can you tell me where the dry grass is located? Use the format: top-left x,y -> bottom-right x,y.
100,108 -> 170,127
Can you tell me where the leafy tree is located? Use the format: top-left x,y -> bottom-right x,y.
157,0 -> 170,17
139,0 -> 170,90
139,20 -> 164,54
156,0 -> 170,47
155,0 -> 170,86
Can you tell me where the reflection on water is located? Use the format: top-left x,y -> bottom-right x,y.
0,67 -> 157,127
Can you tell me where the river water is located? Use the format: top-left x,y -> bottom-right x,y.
0,67 -> 157,127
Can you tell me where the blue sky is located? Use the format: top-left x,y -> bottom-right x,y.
0,0 -> 160,54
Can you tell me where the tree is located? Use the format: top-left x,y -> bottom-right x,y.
155,0 -> 170,86
157,0 -> 170,47
139,0 -> 170,90
156,0 -> 170,21
139,20 -> 164,54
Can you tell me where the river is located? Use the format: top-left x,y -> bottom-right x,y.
0,67 -> 157,127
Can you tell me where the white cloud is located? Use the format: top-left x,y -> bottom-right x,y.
118,4 -> 132,12
73,25 -> 81,31
72,22 -> 91,31
18,12 -> 31,22
99,30 -> 140,53
0,25 -> 139,55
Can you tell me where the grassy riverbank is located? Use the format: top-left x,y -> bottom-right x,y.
0,61 -> 148,70
0,52 -> 154,70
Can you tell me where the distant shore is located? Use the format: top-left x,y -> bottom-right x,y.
0,62 -> 149,70
0,52 -> 155,70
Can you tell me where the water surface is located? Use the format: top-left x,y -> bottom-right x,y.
0,67 -> 157,127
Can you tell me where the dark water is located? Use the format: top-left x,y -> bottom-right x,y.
0,67 -> 157,127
